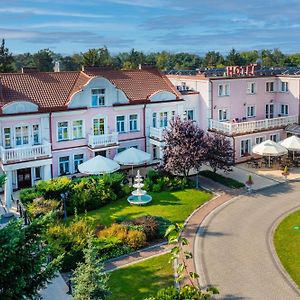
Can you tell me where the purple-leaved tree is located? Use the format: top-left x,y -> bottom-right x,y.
162,117 -> 206,177
206,133 -> 234,173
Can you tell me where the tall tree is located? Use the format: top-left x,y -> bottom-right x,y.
240,50 -> 259,65
203,51 -> 224,67
163,117 -> 206,177
0,39 -> 14,72
0,217 -> 62,299
82,47 -> 112,67
225,48 -> 244,66
205,133 -> 234,173
13,52 -> 35,71
33,49 -> 54,71
72,239 -> 110,300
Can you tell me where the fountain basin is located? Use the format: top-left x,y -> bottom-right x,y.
127,194 -> 152,205
131,189 -> 147,196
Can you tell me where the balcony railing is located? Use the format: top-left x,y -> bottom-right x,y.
0,141 -> 52,164
88,132 -> 118,148
209,115 -> 298,135
150,127 -> 166,141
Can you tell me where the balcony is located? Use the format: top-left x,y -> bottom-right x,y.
0,141 -> 52,164
209,115 -> 298,135
150,127 -> 166,141
88,132 -> 118,148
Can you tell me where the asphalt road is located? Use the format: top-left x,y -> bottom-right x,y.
195,181 -> 300,300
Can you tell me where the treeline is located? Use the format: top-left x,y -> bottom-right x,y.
1,39 -> 300,73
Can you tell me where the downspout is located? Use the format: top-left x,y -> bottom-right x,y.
143,104 -> 147,151
232,135 -> 236,165
49,112 -> 54,179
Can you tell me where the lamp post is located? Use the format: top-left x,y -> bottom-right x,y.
60,192 -> 69,220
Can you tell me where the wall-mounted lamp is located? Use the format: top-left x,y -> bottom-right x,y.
270,99 -> 274,103
213,105 -> 217,109
243,103 -> 247,106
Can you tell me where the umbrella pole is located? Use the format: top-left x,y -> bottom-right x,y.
269,156 -> 271,168
293,151 -> 295,160
132,165 -> 134,176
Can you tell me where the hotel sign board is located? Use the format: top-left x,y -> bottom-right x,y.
226,64 -> 257,76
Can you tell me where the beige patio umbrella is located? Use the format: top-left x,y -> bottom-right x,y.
279,135 -> 300,160
252,139 -> 288,167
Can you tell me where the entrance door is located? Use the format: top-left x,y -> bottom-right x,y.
17,168 -> 32,189
95,150 -> 106,157
265,104 -> 274,119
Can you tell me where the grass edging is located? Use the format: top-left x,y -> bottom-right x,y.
199,170 -> 245,189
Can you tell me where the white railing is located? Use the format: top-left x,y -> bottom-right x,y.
0,141 -> 52,164
150,127 -> 166,141
209,115 -> 298,135
88,132 -> 118,148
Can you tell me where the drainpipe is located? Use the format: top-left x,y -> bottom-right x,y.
232,136 -> 236,165
49,112 -> 54,179
143,104 -> 147,151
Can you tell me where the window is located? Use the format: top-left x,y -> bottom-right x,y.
266,81 -> 275,92
240,139 -> 251,157
281,82 -> 288,92
74,154 -> 84,173
95,150 -> 106,157
280,104 -> 289,116
93,118 -> 105,135
129,114 -> 138,131
247,82 -> 256,94
59,156 -> 70,175
218,83 -> 230,96
152,145 -> 158,160
132,145 -> 138,149
171,111 -> 176,121
255,136 -> 265,145
218,109 -> 229,121
116,116 -> 125,133
58,122 -> 68,141
15,126 -> 29,146
117,147 -> 126,153
152,113 -> 157,128
159,112 -> 168,127
35,167 -> 41,180
270,134 -> 279,142
72,120 -> 83,139
4,128 -> 11,148
246,106 -> 256,118
185,110 -> 194,121
91,88 -> 105,106
32,124 -> 40,145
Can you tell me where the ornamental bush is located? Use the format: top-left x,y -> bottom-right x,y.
19,188 -> 43,204
125,230 -> 146,250
27,197 -> 61,218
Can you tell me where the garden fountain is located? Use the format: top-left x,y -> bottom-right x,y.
127,170 -> 152,205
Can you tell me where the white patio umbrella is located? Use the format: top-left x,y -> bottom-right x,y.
114,147 -> 151,174
78,155 -> 120,175
252,139 -> 288,167
279,135 -> 300,160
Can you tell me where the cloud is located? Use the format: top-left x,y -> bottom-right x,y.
0,7 -> 109,18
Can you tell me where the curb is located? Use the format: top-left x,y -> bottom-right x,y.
267,206 -> 300,296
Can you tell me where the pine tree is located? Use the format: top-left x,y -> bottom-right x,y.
72,239 -> 110,300
0,39 -> 14,72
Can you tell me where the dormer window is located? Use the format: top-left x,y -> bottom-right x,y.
91,88 -> 105,107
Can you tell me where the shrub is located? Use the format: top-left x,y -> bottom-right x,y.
27,198 -> 61,218
97,223 -> 127,243
125,230 -> 146,250
19,188 -> 42,204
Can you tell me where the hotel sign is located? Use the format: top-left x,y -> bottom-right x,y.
226,64 -> 257,76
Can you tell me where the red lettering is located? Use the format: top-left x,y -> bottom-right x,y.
235,66 -> 241,75
226,66 -> 234,76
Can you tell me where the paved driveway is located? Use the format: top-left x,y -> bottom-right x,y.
195,181 -> 300,300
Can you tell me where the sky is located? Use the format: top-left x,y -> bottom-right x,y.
0,0 -> 300,55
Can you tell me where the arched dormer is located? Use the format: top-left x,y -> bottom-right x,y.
2,101 -> 39,114
149,90 -> 177,102
68,76 -> 129,108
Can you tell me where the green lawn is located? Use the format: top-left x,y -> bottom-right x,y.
83,189 -> 212,226
199,170 -> 245,189
108,254 -> 173,300
274,210 -> 300,287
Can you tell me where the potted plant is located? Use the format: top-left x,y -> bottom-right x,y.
282,166 -> 289,181
245,175 -> 253,192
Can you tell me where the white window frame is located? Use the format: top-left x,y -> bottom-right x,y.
270,133 -> 279,142
74,153 -> 84,173
3,127 -> 12,149
280,81 -> 288,92
34,167 -> 41,180
280,104 -> 289,116
57,121 -> 69,141
240,139 -> 251,157
117,147 -> 126,153
91,88 -> 106,107
72,120 -> 84,140
218,82 -> 230,97
247,82 -> 256,95
266,81 -> 275,92
116,115 -> 126,133
185,109 -> 195,121
32,124 -> 40,145
218,109 -> 229,121
246,105 -> 256,118
129,114 -> 139,132
59,156 -> 70,175
255,136 -> 265,145
152,112 -> 157,128
15,125 -> 30,147
159,112 -> 168,128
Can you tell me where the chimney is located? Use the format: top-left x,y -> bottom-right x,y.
21,67 -> 39,73
54,61 -> 60,72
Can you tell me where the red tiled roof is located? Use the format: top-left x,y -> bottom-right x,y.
0,67 -> 181,112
